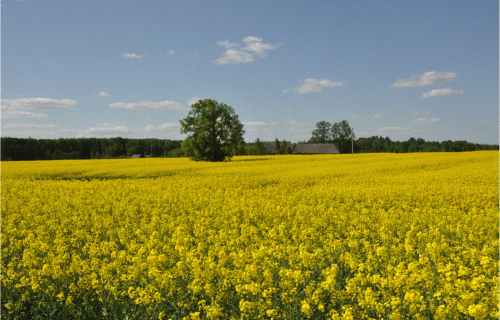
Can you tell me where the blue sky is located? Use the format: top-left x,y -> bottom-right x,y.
2,0 -> 498,144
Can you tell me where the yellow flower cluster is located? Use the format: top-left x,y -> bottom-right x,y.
2,151 -> 498,319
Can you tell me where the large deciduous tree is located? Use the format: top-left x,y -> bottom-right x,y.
180,99 -> 245,162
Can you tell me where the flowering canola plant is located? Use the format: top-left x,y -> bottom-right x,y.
2,151 -> 498,319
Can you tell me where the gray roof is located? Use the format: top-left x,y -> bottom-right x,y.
262,141 -> 292,154
131,154 -> 142,158
261,141 -> 339,154
293,143 -> 339,154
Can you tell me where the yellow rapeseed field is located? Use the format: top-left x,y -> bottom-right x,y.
2,151 -> 498,319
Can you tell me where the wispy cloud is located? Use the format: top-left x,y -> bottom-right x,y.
1,98 -> 77,110
167,50 -> 175,56
215,49 -> 254,65
186,97 -> 201,107
216,40 -> 239,49
470,119 -> 498,124
286,79 -> 344,94
421,88 -> 464,98
242,36 -> 278,57
411,117 -> 441,123
123,53 -> 143,59
80,124 -> 130,136
243,121 -> 278,131
215,36 -> 280,65
374,126 -> 418,135
391,71 -> 457,87
1,108 -> 49,119
3,123 -> 59,130
98,92 -> 110,97
109,100 -> 188,111
146,123 -> 181,132
286,119 -> 310,132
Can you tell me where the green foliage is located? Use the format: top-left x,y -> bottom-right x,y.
308,120 -> 354,153
165,147 -> 185,158
309,121 -> 332,143
126,146 -> 138,157
273,139 -> 294,155
354,136 -> 499,153
331,120 -> 354,153
247,138 -> 267,155
0,137 -> 185,160
284,142 -> 295,155
274,138 -> 283,155
180,99 -> 245,162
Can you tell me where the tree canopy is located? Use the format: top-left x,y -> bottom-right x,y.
309,121 -> 332,143
308,120 -> 354,153
180,99 -> 245,162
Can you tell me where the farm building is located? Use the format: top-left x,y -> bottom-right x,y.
262,141 -> 292,154
261,141 -> 339,154
293,143 -> 339,154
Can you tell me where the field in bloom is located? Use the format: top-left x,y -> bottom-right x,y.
1,151 -> 498,319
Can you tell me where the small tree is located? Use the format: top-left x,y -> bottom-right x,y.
180,99 -> 244,162
283,141 -> 295,154
331,120 -> 354,153
249,138 -> 266,155
274,138 -> 283,155
309,121 -> 332,143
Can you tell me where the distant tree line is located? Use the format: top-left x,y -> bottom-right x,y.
2,127 -> 497,161
355,136 -> 499,153
0,137 -> 185,161
300,120 -> 498,154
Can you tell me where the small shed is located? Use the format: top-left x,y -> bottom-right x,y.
131,154 -> 142,158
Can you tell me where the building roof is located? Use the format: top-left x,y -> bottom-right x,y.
131,154 -> 142,158
262,141 -> 292,154
261,141 -> 339,154
293,143 -> 339,154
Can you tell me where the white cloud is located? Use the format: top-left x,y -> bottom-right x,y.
109,100 -> 188,111
98,92 -> 110,97
1,108 -> 49,119
373,114 -> 384,118
80,124 -> 130,136
123,53 -> 143,59
186,97 -> 201,106
215,49 -> 254,65
286,119 -> 310,132
243,121 -> 278,131
242,36 -> 278,57
411,117 -> 441,123
470,119 -> 497,124
3,123 -> 59,130
146,123 -> 181,132
288,78 -> 344,94
391,71 -> 457,87
411,110 -> 432,116
215,36 -> 280,65
282,89 -> 290,93
421,88 -> 464,98
1,98 -> 77,110
167,50 -> 175,56
374,126 -> 418,135
217,40 -> 239,49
